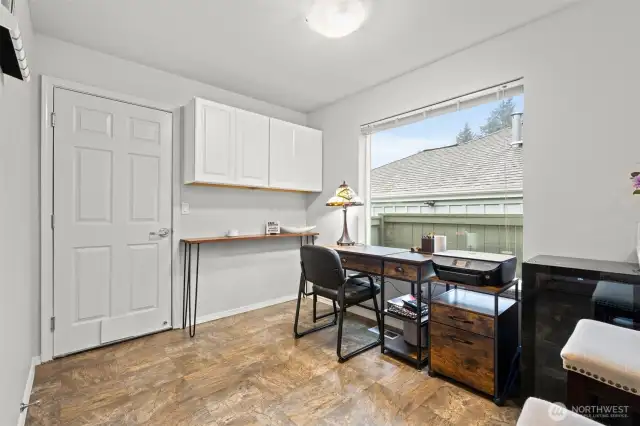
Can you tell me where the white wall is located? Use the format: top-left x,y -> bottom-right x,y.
308,0 -> 640,264
0,0 -> 37,423
35,35 -> 309,348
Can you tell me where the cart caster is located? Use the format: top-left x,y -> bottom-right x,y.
493,397 -> 504,406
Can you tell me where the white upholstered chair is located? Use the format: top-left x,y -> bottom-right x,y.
561,319 -> 640,422
517,398 -> 602,426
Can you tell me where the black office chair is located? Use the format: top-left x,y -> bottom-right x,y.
293,245 -> 382,362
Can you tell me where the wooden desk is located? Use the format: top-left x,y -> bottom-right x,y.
325,245 -> 434,369
181,232 -> 318,337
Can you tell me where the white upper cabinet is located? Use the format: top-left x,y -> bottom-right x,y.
235,109 -> 270,187
295,125 -> 323,192
269,119 -> 323,192
184,97 -> 322,192
184,98 -> 236,184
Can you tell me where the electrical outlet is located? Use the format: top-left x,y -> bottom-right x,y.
181,202 -> 190,215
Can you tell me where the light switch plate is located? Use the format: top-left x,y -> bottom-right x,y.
181,202 -> 190,215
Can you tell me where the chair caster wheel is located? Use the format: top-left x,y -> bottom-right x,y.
493,397 -> 504,406
427,369 -> 436,378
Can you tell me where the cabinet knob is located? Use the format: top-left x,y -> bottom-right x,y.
341,258 -> 347,263
395,266 -> 404,273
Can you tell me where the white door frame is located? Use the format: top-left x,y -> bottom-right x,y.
40,76 -> 179,362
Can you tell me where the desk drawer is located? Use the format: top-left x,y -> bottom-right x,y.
340,254 -> 381,275
431,303 -> 494,338
384,262 -> 418,281
430,321 -> 494,395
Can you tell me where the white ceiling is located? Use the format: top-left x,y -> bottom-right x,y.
29,0 -> 575,112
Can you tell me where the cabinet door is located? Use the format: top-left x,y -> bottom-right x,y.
194,99 -> 236,184
236,109 -> 269,187
269,119 -> 323,191
295,126 -> 323,192
269,118 -> 297,189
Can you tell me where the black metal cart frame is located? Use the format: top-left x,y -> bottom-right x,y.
379,262 -> 430,370
426,278 -> 521,405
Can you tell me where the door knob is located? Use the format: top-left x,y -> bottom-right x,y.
150,228 -> 170,238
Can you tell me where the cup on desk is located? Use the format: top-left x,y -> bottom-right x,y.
226,229 -> 239,237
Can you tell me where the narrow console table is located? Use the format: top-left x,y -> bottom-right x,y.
521,255 -> 640,405
181,232 -> 318,337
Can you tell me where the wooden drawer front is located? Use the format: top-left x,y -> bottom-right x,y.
431,303 -> 494,338
430,321 -> 494,395
340,254 -> 381,275
384,262 -> 418,281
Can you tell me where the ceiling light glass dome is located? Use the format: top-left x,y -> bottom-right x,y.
306,0 -> 369,38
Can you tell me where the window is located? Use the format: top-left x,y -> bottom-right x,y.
363,80 -> 524,276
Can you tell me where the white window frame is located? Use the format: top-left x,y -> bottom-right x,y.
360,78 -> 524,245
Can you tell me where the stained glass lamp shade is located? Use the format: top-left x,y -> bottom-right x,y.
326,181 -> 363,245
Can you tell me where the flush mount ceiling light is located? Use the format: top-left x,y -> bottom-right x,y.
306,0 -> 370,38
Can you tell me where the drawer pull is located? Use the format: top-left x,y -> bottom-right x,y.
395,266 -> 404,273
446,334 -> 474,345
448,315 -> 473,324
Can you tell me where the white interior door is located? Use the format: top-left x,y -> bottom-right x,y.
53,88 -> 172,357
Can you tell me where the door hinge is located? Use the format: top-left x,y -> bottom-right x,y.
50,214 -> 55,230
50,112 -> 56,128
50,316 -> 55,332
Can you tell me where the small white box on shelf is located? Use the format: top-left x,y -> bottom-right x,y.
266,221 -> 280,235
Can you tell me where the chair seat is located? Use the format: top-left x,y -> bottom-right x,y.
561,319 -> 640,395
592,281 -> 639,312
313,277 -> 380,305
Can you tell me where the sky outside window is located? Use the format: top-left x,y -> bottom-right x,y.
371,95 -> 524,169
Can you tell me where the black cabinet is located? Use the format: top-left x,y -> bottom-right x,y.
521,255 -> 640,404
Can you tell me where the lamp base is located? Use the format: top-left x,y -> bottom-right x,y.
337,237 -> 356,246
337,206 -> 355,246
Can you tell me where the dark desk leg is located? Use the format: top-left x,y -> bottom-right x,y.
183,243 -> 192,331
182,242 -> 189,329
380,262 -> 386,354
416,270 -> 422,370
427,280 -> 433,376
188,244 -> 200,338
182,243 -> 200,338
300,237 -> 313,298
493,291 -> 501,405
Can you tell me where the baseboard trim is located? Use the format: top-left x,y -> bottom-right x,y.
195,294 -> 298,326
17,356 -> 41,426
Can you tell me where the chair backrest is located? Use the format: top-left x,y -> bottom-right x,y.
300,245 -> 345,291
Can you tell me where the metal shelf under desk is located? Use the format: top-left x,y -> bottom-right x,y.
378,251 -> 435,370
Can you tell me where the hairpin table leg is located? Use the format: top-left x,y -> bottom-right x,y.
189,244 -> 200,337
300,235 -> 313,297
182,242 -> 189,329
